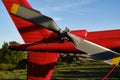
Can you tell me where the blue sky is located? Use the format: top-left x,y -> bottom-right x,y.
0,0 -> 120,48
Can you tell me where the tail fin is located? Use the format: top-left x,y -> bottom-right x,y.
2,0 -> 51,43
2,0 -> 59,80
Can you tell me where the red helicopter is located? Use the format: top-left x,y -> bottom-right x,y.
2,0 -> 120,80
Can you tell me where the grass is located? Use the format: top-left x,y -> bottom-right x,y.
0,63 -> 26,80
0,61 -> 120,80
51,61 -> 120,80
0,70 -> 26,79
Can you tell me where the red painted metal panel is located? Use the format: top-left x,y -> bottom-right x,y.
87,29 -> 120,39
9,42 -> 81,53
2,0 -> 59,80
87,30 -> 120,49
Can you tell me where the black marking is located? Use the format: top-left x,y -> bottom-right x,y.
91,51 -> 116,60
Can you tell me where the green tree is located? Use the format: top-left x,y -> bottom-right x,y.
0,41 -> 26,64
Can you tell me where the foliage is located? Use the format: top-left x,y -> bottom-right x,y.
0,41 -> 26,64
15,59 -> 27,69
58,53 -> 90,64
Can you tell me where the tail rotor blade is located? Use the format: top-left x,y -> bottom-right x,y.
68,32 -> 120,65
10,3 -> 61,33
